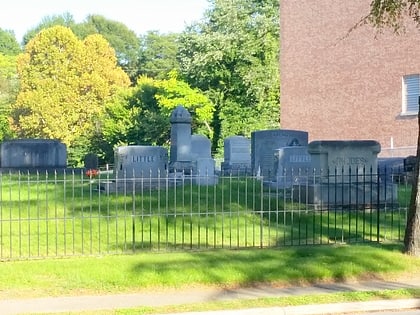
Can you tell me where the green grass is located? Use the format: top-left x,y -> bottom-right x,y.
0,172 -> 411,259
0,243 -> 419,299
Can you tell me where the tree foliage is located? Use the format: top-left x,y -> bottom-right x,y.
0,53 -> 18,140
137,31 -> 180,79
75,15 -> 140,81
178,0 -> 280,154
96,72 -> 214,163
23,14 -> 140,83
22,13 -> 76,46
367,0 -> 420,256
0,28 -> 21,55
12,26 -> 130,166
368,0 -> 420,31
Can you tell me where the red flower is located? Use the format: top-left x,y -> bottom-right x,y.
85,169 -> 99,178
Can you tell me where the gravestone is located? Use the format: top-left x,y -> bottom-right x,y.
273,146 -> 311,187
84,153 -> 98,170
221,136 -> 251,175
0,139 -> 66,169
114,146 -> 168,179
168,106 -> 217,185
251,129 -> 308,178
190,134 -> 217,185
191,134 -> 211,160
296,140 -> 397,208
308,140 -> 380,183
195,158 -> 217,185
169,105 -> 193,173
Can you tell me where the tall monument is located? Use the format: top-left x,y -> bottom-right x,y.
169,105 -> 193,173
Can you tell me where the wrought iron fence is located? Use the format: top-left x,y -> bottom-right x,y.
0,167 -> 411,260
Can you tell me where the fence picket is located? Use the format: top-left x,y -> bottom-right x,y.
0,167 -> 411,260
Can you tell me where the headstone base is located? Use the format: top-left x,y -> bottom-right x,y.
292,182 -> 398,209
221,162 -> 252,176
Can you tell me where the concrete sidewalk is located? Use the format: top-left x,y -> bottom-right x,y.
1,277 -> 419,315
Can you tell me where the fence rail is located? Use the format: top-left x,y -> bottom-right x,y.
0,168 -> 411,260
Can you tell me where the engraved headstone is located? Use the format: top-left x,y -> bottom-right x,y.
274,146 -> 311,187
221,136 -> 251,175
251,129 -> 308,178
0,139 -> 67,169
297,140 -> 397,207
114,146 -> 168,179
308,140 -> 380,183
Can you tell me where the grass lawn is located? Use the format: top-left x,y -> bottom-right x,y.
0,173 -> 417,314
1,243 -> 419,300
0,172 -> 410,259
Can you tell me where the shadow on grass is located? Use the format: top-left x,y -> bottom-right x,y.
130,243 -> 415,289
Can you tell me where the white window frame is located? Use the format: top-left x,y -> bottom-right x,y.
402,74 -> 420,115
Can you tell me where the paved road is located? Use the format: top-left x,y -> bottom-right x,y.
1,277 -> 419,314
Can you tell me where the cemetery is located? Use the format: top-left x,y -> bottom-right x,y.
0,105 -> 412,260
1,106 -> 399,208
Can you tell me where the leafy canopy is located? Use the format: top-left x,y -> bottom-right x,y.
178,0 -> 280,153
96,72 -> 214,162
138,31 -> 180,80
11,26 -> 130,165
0,28 -> 21,55
0,53 -> 18,141
23,13 -> 140,83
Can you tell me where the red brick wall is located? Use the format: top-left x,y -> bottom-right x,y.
280,0 -> 419,157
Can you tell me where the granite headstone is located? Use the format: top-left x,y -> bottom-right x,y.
221,136 -> 251,175
1,139 -> 66,169
251,129 -> 308,178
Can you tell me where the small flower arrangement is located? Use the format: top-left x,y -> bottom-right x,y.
85,168 -> 100,178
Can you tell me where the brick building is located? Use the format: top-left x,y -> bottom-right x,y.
280,0 -> 419,157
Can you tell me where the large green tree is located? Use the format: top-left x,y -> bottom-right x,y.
22,13 -> 76,46
367,0 -> 420,256
95,72 -> 214,163
0,53 -> 18,140
137,31 -> 180,79
0,28 -> 21,55
178,0 -> 280,154
0,28 -> 20,141
75,15 -> 140,82
12,26 -> 130,165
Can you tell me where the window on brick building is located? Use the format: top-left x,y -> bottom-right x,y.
402,74 -> 420,115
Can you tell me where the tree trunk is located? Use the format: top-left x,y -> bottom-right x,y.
403,104 -> 420,256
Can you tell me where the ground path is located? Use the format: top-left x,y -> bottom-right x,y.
1,276 -> 419,314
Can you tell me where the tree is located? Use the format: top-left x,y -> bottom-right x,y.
0,53 -> 18,140
367,0 -> 420,256
22,13 -> 76,46
95,72 -> 214,163
0,28 -> 21,55
368,0 -> 420,31
22,14 -> 140,83
178,0 -> 280,154
12,26 -> 130,166
137,31 -> 180,79
75,15 -> 140,82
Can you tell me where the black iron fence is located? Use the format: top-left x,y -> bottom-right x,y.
0,167 -> 411,260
